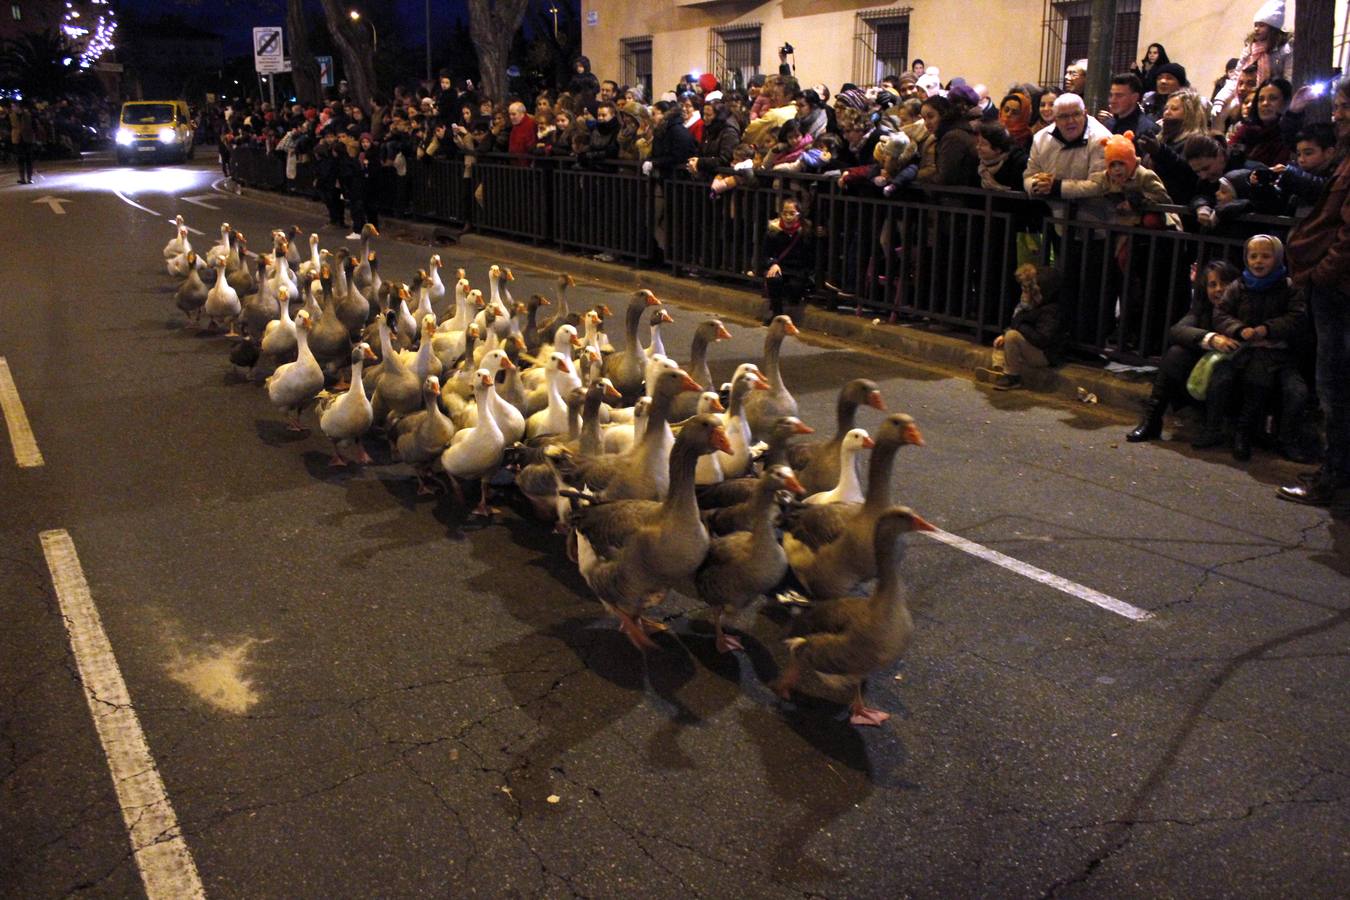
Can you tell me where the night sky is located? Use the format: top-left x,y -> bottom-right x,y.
120,0 -> 477,56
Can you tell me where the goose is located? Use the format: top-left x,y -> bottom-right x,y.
431,288 -> 482,370
352,223 -> 379,293
265,309 -> 324,430
601,396 -> 651,455
696,465 -> 805,652
204,221 -> 232,266
335,263 -> 372,337
514,381 -> 615,523
475,265 -> 513,339
774,507 -> 935,726
692,392 -> 728,486
261,283 -> 298,363
425,254 -> 446,307
174,258 -> 208,324
579,307 -> 612,356
163,216 -> 189,259
309,272 -> 354,384
225,233 -> 256,296
318,342 -> 378,465
204,257 -> 242,333
437,324 -> 482,415
698,417 -> 817,534
439,369 -> 507,516
370,310 -> 423,424
567,414 -> 730,651
296,233 -> 322,283
366,252 -> 384,308
283,226 -> 304,268
269,241 -> 299,299
471,304 -> 503,369
782,413 -> 925,599
522,323 -> 581,399
525,353 -> 575,439
790,379 -> 886,495
533,272 -> 576,347
410,314 -> 443,385
394,278 -> 419,348
392,375 -> 456,494
166,239 -> 205,278
556,367 -> 699,501
643,306 -> 675,361
717,364 -> 770,479
436,272 -> 472,333
743,315 -> 801,440
331,247 -> 353,301
667,318 -> 733,421
803,428 -> 873,506
454,349 -> 524,444
520,293 -> 554,355
411,273 -> 436,329
602,290 -> 662,402
240,264 -> 280,341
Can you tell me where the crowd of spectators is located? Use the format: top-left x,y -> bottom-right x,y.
215,0 -> 1350,514
0,94 -> 116,176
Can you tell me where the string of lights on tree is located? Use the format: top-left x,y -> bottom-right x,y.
60,0 -> 118,70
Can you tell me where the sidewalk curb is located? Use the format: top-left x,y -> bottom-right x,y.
234,184 -> 1148,417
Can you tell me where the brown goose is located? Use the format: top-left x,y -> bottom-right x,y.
557,367 -> 699,501
781,413 -> 924,598
602,290 -> 662,402
569,414 -> 730,650
520,292 -> 553,355
533,272 -> 576,346
392,375 -> 456,494
789,379 -> 886,495
667,318 -> 734,421
774,507 -> 935,726
742,315 -> 800,440
696,416 -> 815,519
695,465 -> 805,652
174,256 -> 208,324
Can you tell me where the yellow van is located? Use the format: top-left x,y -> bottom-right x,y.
116,100 -> 195,164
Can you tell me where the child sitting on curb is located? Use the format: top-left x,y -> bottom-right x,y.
976,263 -> 1068,391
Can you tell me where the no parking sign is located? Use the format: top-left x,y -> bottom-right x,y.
317,55 -> 334,87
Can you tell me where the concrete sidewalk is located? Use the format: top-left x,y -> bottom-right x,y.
234,183 -> 1150,417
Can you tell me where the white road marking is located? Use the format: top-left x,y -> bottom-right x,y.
181,194 -> 219,210
39,530 -> 206,900
922,528 -> 1154,622
0,357 -> 43,467
112,189 -> 161,216
32,195 -> 71,214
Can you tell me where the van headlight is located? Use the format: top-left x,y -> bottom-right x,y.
158,127 -> 177,143
116,128 -> 134,145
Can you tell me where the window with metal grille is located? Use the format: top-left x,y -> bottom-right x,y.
853,9 -> 912,85
1040,0 -> 1140,87
708,24 -> 761,91
621,37 -> 653,102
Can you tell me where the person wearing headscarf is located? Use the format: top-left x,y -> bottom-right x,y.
998,90 -> 1034,149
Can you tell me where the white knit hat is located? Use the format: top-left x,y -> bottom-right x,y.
1253,0 -> 1285,30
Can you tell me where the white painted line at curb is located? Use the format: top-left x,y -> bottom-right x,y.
922,528 -> 1154,622
40,530 -> 206,899
0,357 -> 43,467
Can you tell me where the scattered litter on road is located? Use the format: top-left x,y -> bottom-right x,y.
547,794 -> 561,804
1076,387 -> 1099,403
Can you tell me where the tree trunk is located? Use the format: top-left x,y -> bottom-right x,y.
1084,0 -> 1117,113
466,0 -> 530,105
1292,0 -> 1335,88
287,0 -> 322,106
317,0 -> 377,109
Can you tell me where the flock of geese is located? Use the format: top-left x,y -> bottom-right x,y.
162,216 -> 936,726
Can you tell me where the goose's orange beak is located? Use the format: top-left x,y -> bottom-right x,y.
603,380 -> 622,400
911,513 -> 937,532
903,423 -> 925,446
598,304 -> 613,317
708,396 -> 725,413
500,356 -> 516,371
783,473 -> 806,495
715,324 -> 732,340
479,372 -> 493,387
750,375 -> 771,391
430,381 -> 442,396
678,372 -> 702,392
557,358 -> 572,375
643,293 -> 660,307
792,420 -> 815,434
868,390 -> 886,411
657,309 -> 674,324
861,436 -> 877,449
538,296 -> 551,306
783,319 -> 800,335
362,345 -> 378,361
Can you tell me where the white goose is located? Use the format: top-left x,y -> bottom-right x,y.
803,428 -> 873,506
717,364 -> 770,479
601,395 -> 651,455
458,349 -> 526,443
693,392 -> 729,485
162,217 -> 189,259
297,233 -> 322,283
435,273 -> 472,334
261,283 -> 298,362
204,222 -> 232,267
318,342 -> 378,465
265,309 -> 323,430
426,254 -> 447,307
475,265 -> 513,339
643,307 -> 675,361
440,370 -> 507,516
525,353 -> 575,440
204,258 -> 242,333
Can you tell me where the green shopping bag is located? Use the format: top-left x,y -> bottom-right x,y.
1187,350 -> 1227,401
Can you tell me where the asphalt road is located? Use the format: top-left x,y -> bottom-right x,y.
1,152 -> 1347,899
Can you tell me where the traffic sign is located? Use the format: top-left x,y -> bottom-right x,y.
317,55 -> 334,87
253,26 -> 284,73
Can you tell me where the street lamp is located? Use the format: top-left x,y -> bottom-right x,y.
348,9 -> 377,54
548,3 -> 559,39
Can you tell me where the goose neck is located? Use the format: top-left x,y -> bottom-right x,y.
762,332 -> 785,386
863,442 -> 900,511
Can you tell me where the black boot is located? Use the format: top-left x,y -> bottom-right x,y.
1232,385 -> 1266,463
1232,429 -> 1253,461
1126,397 -> 1165,442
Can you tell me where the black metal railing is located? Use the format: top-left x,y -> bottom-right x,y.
227,145 -> 1299,365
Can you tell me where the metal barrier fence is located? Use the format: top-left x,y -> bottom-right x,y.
227,145 -> 1298,364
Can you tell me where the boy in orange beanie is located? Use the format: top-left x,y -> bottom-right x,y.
1087,130 -> 1174,226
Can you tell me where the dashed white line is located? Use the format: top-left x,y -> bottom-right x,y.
922,528 -> 1154,622
0,357 -> 43,467
40,530 -> 206,900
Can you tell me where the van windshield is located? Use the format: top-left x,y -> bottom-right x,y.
122,104 -> 175,125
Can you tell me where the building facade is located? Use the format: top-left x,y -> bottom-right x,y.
581,0 -> 1347,100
